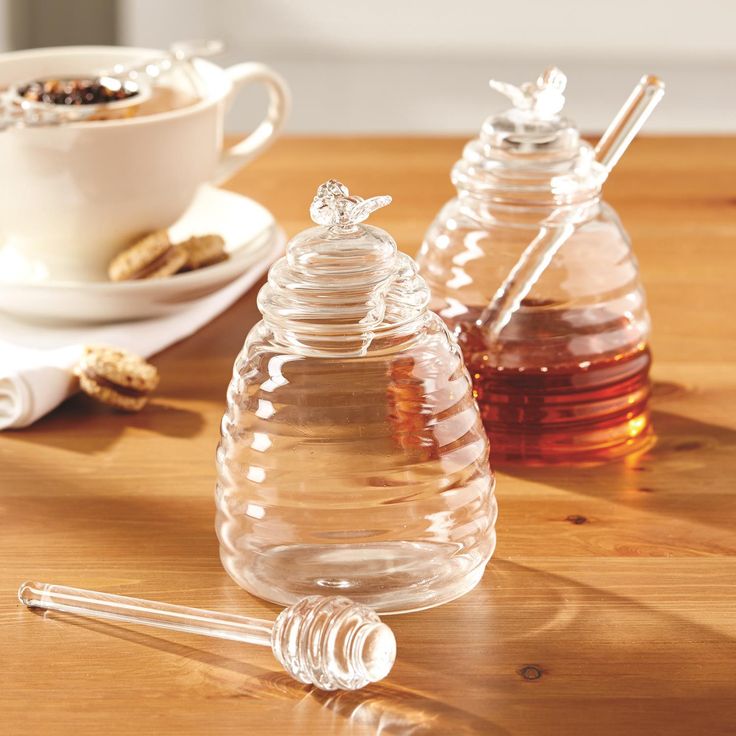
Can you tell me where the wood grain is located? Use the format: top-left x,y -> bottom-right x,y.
1,137 -> 735,735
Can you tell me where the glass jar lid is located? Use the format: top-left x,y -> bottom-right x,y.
257,180 -> 430,357
453,68 -> 607,206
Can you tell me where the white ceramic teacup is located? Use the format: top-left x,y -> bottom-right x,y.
0,46 -> 290,282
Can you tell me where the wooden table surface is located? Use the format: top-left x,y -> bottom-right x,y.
2,137 -> 735,735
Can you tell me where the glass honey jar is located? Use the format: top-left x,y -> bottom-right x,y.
417,68 -> 660,465
216,180 -> 497,613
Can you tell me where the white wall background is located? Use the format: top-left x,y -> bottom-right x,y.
79,0 -> 736,133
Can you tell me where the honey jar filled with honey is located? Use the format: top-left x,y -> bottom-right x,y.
417,68 -> 663,464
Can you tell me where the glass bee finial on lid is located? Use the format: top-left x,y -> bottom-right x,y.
489,66 -> 567,120
309,179 -> 392,227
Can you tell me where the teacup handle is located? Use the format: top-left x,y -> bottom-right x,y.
213,62 -> 290,184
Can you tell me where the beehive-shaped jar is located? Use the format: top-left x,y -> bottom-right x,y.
216,181 -> 497,613
416,69 -> 653,465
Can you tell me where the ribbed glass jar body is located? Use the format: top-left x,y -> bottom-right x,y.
216,191 -> 496,613
417,192 -> 653,464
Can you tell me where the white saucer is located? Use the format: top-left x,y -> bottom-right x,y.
0,186 -> 284,324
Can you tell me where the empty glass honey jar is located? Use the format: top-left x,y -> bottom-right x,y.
216,180 -> 497,613
417,68 -> 660,465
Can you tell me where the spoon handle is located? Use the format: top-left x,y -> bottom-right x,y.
102,40 -> 225,81
594,75 -> 666,172
18,581 -> 273,646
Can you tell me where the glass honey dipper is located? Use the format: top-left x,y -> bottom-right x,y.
18,581 -> 396,691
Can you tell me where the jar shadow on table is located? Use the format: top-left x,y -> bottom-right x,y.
377,559 -> 736,735
306,564 -> 573,734
312,685 -> 510,735
495,382 -> 736,538
5,397 -> 205,454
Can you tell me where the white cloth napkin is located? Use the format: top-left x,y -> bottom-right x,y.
0,248 -> 277,430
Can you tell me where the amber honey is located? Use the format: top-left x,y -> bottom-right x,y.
460,337 -> 653,465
